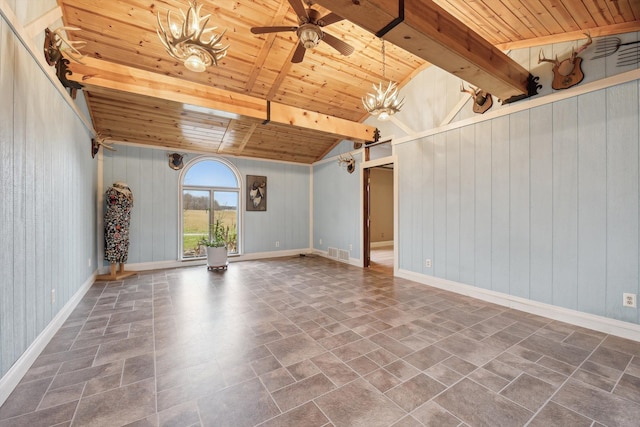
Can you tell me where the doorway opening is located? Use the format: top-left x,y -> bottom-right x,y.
363,140 -> 395,274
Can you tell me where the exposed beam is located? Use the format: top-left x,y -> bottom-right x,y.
315,0 -> 532,100
65,56 -> 376,142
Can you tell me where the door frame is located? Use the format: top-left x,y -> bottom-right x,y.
361,154 -> 397,270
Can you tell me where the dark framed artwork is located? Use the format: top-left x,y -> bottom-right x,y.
246,175 -> 267,211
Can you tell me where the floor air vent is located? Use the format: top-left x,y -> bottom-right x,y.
328,247 -> 338,258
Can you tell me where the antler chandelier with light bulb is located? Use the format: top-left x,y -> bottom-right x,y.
362,38 -> 405,121
156,0 -> 229,72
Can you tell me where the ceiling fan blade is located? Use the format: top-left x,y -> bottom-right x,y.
291,43 -> 306,63
251,26 -> 298,34
318,12 -> 344,27
288,0 -> 308,21
321,32 -> 354,56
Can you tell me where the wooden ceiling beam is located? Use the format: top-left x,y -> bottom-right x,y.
315,0 -> 533,100
65,56 -> 377,142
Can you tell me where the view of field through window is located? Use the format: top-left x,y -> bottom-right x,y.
181,159 -> 240,259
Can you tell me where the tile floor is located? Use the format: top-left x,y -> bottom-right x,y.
2,255 -> 640,426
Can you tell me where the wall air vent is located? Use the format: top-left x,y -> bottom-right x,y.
338,249 -> 350,261
328,247 -> 338,258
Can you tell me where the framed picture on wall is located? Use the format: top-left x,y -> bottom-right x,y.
246,175 -> 267,211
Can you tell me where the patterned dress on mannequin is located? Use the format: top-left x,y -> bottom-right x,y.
104,182 -> 133,263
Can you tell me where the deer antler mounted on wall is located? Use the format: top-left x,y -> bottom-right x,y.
44,27 -> 86,98
538,33 -> 592,90
460,82 -> 493,114
337,153 -> 356,174
91,134 -> 116,158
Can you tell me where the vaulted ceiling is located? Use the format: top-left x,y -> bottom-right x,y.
56,0 -> 640,163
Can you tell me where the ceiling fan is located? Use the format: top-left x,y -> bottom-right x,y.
250,0 -> 354,63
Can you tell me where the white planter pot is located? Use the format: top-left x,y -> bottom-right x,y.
206,246 -> 228,270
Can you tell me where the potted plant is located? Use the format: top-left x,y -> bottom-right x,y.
199,220 -> 228,270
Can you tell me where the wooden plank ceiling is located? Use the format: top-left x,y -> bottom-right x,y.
57,0 -> 640,164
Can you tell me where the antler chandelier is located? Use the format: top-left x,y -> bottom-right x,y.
362,39 -> 404,121
156,0 -> 229,72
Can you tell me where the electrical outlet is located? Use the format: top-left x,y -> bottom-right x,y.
275,241 -> 280,247
426,259 -> 432,268
349,244 -> 352,251
381,232 -> 384,238
319,238 -> 322,245
51,289 -> 56,304
88,258 -> 91,268
623,293 -> 637,308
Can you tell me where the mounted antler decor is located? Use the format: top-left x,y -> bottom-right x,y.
460,82 -> 493,114
91,134 -> 116,158
156,0 -> 229,72
43,27 -> 86,98
538,33 -> 592,90
338,153 -> 356,174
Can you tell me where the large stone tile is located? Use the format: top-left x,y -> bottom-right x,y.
266,333 -> 325,366
0,401 -> 77,427
0,378 -> 52,419
93,334 -> 154,365
315,378 -> 406,427
385,373 -> 445,412
435,378 -> 532,426
613,373 -> 640,405
499,373 -> 556,411
198,377 -> 280,427
436,335 -> 503,366
73,378 -> 156,427
258,402 -> 329,427
403,345 -> 451,371
528,401 -> 593,427
553,379 -> 640,426
271,373 -> 335,412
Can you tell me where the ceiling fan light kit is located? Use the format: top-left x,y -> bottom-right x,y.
362,39 -> 404,120
250,0 -> 353,64
156,0 -> 229,72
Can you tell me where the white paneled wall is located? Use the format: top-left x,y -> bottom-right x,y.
0,14 -> 96,378
396,81 -> 640,325
102,148 -> 311,263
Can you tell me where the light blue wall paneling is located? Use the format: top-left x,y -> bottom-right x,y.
102,149 -> 311,262
606,82 -> 639,323
0,14 -> 97,379
474,120 -> 492,290
509,111 -> 530,299
529,105 -> 554,304
577,90 -> 607,316
395,81 -> 640,325
491,116 -> 510,294
312,155 -> 360,259
552,97 -> 579,309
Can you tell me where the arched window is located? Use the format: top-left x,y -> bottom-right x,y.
180,157 -> 241,259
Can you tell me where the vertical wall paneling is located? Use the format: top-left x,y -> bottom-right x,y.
420,138 -> 434,275
529,105 -> 554,303
552,97 -> 579,309
491,116 -> 510,294
396,143 -> 413,271
509,110 -> 531,299
152,149 -> 167,261
1,10 -> 97,380
0,16 -> 14,374
474,120 -> 492,289
138,149 -> 154,261
606,82 -> 639,322
459,126 -> 475,284
13,26 -> 27,358
445,129 -> 461,281
433,133 -> 447,278
577,90 -> 607,315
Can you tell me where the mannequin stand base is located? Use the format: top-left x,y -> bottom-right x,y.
96,262 -> 136,281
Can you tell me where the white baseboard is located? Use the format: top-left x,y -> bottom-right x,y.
371,240 -> 393,248
397,269 -> 640,342
0,271 -> 97,407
